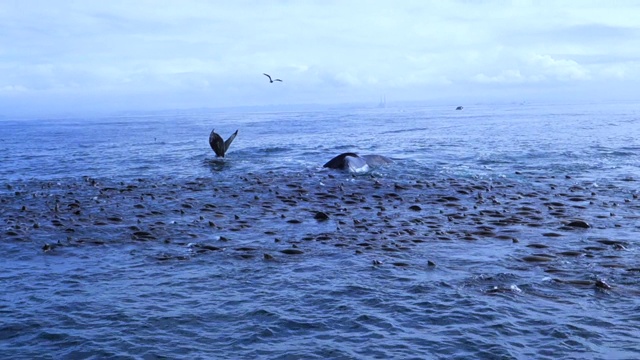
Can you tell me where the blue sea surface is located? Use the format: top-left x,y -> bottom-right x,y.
1,102 -> 639,359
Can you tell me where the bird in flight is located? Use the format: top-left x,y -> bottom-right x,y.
263,73 -> 283,83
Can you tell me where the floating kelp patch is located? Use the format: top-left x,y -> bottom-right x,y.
1,168 -> 638,277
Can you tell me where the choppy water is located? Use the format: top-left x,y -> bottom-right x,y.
1,102 -> 640,359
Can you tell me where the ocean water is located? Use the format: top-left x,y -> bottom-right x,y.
1,102 -> 639,359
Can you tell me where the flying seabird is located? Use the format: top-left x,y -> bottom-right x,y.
263,73 -> 283,83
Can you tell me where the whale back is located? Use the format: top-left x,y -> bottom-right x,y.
360,154 -> 392,167
343,155 -> 369,173
324,152 -> 392,173
323,152 -> 360,169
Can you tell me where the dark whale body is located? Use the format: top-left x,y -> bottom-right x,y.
323,152 -> 392,173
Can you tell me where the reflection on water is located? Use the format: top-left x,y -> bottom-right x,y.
205,158 -> 230,172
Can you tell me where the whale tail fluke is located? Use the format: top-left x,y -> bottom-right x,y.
209,129 -> 238,157
224,130 -> 238,153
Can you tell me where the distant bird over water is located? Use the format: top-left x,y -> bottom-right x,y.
263,73 -> 283,83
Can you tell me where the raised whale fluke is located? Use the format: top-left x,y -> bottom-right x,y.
209,129 -> 238,157
323,152 -> 392,173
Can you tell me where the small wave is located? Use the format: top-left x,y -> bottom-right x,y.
261,146 -> 291,153
382,127 -> 430,134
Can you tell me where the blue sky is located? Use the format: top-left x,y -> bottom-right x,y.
1,1 -> 639,116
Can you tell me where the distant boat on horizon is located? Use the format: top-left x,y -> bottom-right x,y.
378,95 -> 386,108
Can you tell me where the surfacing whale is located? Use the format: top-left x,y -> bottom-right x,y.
209,129 -> 238,157
323,152 -> 392,173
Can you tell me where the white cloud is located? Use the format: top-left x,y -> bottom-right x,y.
473,70 -> 529,84
601,66 -> 627,80
0,85 -> 28,94
528,54 -> 590,81
0,0 -> 639,115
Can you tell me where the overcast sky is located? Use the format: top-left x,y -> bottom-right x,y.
1,1 -> 639,116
